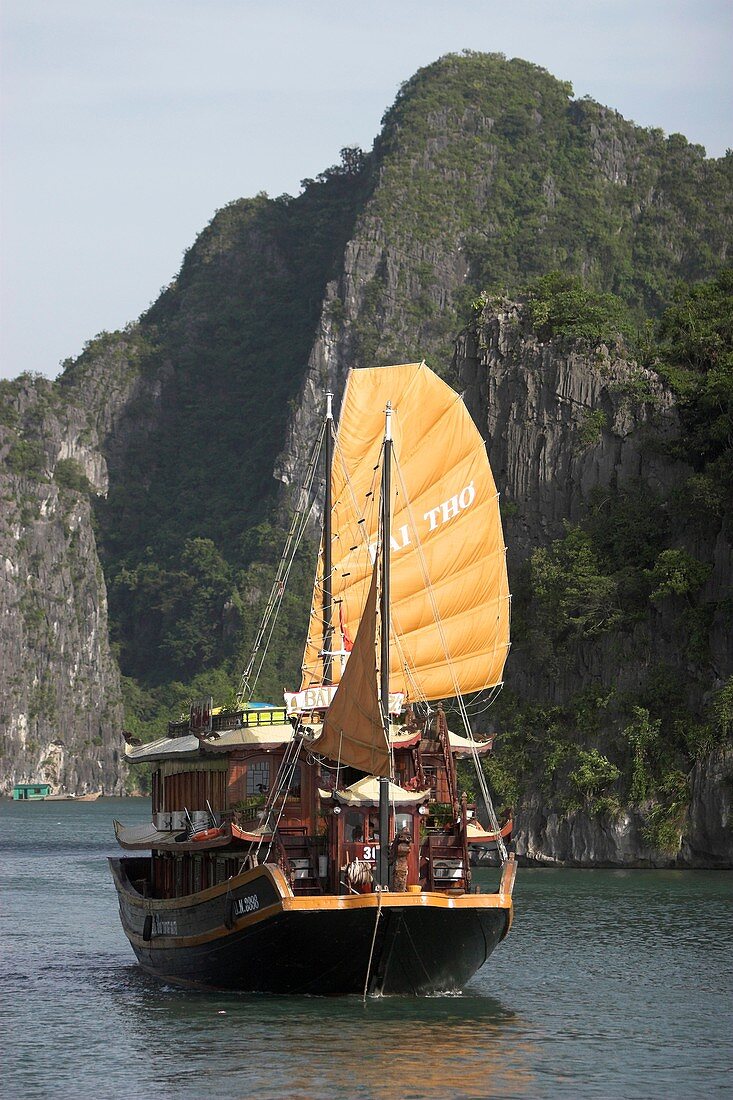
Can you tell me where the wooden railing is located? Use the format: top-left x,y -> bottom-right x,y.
168,706 -> 290,738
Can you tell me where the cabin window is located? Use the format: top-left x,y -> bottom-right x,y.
246,758 -> 271,796
345,811 -> 364,842
395,813 -> 412,834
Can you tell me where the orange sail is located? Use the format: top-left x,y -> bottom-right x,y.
301,362 -> 510,704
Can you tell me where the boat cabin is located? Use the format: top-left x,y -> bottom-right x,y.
117,700 -> 504,902
12,782 -> 52,800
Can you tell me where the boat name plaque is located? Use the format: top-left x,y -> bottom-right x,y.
153,915 -> 178,936
234,893 -> 260,917
285,686 -> 404,715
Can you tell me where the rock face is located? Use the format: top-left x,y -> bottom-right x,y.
0,337 -> 156,794
0,53 -> 730,854
454,304 -> 732,867
680,746 -> 733,868
0,393 -> 121,792
275,55 -> 732,496
458,302 -> 683,562
517,797 -> 665,867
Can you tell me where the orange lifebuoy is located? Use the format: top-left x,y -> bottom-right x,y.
192,827 -> 223,842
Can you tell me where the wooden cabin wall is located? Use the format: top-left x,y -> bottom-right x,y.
226,750 -> 249,806
152,852 -> 244,899
226,748 -> 315,832
162,769 -> 227,813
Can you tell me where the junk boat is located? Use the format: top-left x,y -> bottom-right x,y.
110,362 -> 516,995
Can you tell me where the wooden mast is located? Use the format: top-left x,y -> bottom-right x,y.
322,392 -> 334,686
378,401 -> 392,887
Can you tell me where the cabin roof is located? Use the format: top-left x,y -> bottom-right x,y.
124,734 -> 202,762
124,720 -> 492,764
447,731 -> 494,755
322,776 -> 429,807
125,724 -> 296,763
199,725 -> 296,752
305,721 -> 422,748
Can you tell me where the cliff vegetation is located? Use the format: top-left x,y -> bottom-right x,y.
1,53 -> 731,845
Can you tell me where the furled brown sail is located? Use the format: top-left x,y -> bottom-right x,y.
310,557 -> 389,776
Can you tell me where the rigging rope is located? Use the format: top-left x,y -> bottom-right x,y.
300,427 -> 381,688
261,735 -> 306,864
237,421 -> 326,705
235,723 -> 306,875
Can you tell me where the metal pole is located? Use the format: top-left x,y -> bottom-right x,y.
323,392 -> 334,686
378,402 -> 392,888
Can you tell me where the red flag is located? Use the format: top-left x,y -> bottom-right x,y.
339,603 -> 353,652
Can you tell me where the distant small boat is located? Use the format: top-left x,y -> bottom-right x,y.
77,792 -> 104,801
44,792 -> 76,801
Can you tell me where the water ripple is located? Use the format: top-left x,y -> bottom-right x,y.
1,801 -> 731,1099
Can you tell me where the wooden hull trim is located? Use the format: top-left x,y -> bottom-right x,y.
109,857 -> 512,996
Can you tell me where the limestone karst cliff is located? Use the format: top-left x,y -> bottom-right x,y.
455,299 -> 731,866
0,53 -> 730,851
0,330 -> 174,794
1,359 -> 122,794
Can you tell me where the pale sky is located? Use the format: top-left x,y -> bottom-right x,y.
1,0 -> 731,382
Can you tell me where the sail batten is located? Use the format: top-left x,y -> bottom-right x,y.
300,362 -> 511,707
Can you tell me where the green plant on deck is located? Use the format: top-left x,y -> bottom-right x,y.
233,794 -> 266,816
427,802 -> 454,828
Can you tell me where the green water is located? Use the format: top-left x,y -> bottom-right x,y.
1,799 -> 730,1098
